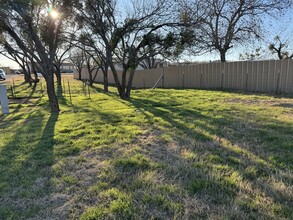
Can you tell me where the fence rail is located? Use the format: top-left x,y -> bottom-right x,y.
74,59 -> 293,94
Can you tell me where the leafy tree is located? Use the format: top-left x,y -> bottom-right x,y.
76,0 -> 177,98
0,0 -> 74,112
269,36 -> 293,60
239,48 -> 267,61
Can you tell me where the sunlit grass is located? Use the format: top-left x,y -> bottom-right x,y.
0,76 -> 292,219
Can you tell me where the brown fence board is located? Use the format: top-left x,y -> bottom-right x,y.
75,60 -> 293,94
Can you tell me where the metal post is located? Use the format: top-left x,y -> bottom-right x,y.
182,72 -> 185,89
162,67 -> 165,88
88,83 -> 91,99
63,79 -> 66,94
68,80 -> 72,102
245,73 -> 249,92
12,77 -> 16,98
276,69 -> 281,94
0,85 -> 9,114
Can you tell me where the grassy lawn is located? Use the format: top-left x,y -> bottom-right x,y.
0,76 -> 292,219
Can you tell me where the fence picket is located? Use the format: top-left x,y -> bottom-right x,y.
76,60 -> 293,94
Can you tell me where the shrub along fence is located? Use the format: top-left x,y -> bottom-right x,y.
75,59 -> 293,94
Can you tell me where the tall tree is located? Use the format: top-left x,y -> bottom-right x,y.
0,0 -> 74,112
74,0 -> 117,93
178,0 -> 292,62
76,0 -> 176,98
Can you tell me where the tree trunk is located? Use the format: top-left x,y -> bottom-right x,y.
88,73 -> 93,85
220,50 -> 226,62
108,61 -> 126,98
78,71 -> 82,80
125,86 -> 131,99
103,72 -> 108,92
125,69 -> 135,98
90,69 -> 99,86
87,62 -> 94,85
55,68 -> 62,86
23,62 -> 32,85
117,69 -> 129,99
54,66 -> 63,95
24,70 -> 32,85
102,64 -> 109,92
119,88 -> 127,99
32,71 -> 39,83
44,73 -> 60,112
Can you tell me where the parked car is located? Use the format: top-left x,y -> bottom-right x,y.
61,69 -> 74,73
0,69 -> 6,80
14,70 -> 22,75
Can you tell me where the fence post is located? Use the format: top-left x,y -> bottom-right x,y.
275,69 -> 281,94
0,85 -> 9,114
10,86 -> 14,99
162,67 -> 165,88
143,77 -> 146,89
88,83 -> 91,99
182,72 -> 185,89
12,77 -> 16,98
200,72 -> 203,88
40,81 -> 43,96
82,79 -> 85,95
220,69 -> 224,89
245,73 -> 249,92
68,80 -> 72,103
63,79 -> 66,94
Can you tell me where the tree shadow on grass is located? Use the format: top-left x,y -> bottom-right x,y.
129,96 -> 293,169
0,112 -> 58,219
110,94 -> 293,219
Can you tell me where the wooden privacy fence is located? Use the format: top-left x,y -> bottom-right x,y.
75,59 -> 293,94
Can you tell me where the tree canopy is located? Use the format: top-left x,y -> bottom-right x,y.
177,0 -> 292,62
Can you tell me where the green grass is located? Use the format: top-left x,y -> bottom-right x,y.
0,76 -> 292,219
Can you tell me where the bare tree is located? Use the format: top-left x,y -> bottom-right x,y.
269,35 -> 293,60
178,0 -> 292,62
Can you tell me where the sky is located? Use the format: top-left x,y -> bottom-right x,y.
1,2 -> 293,69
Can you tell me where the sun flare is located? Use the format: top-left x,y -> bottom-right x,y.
50,10 -> 59,19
